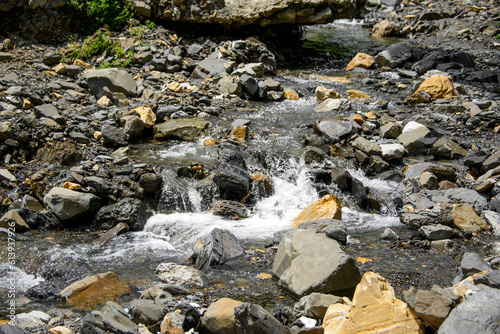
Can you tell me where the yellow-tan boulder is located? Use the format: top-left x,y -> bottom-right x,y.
372,19 -> 394,38
284,90 -> 299,100
132,106 -> 157,128
347,90 -> 371,99
201,298 -> 243,334
315,86 -> 343,102
291,194 -> 342,228
407,75 -> 458,103
346,53 -> 374,71
323,272 -> 424,334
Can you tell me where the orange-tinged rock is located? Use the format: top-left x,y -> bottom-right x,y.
315,86 -> 343,102
352,114 -> 365,125
284,90 -> 299,100
62,181 -> 82,190
23,98 -> 32,109
451,203 -> 489,233
291,194 -> 342,228
229,126 -> 248,142
347,90 -> 371,99
60,272 -> 130,310
407,75 -> 458,102
97,95 -> 112,106
203,138 -> 220,146
73,59 -> 91,68
201,298 -> 243,334
323,272 -> 424,334
132,106 -> 156,128
346,53 -> 374,71
372,19 -> 394,38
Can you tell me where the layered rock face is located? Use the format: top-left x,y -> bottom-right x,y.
135,0 -> 365,26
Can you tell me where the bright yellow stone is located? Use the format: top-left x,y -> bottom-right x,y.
291,194 -> 342,228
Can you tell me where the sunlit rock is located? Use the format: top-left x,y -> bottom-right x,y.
323,272 -> 424,334
291,194 -> 342,228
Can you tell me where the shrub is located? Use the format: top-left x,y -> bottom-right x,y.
69,0 -> 132,32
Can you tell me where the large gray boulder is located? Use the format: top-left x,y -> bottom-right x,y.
154,119 -> 209,141
404,286 -> 454,329
82,310 -> 136,334
314,119 -> 357,142
85,68 -> 137,97
194,228 -> 245,270
439,288 -> 500,334
94,197 -> 151,231
375,42 -> 412,68
43,187 -> 101,221
272,229 -> 361,297
136,0 -> 364,26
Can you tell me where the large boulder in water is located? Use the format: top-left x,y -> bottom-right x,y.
272,229 -> 361,297
135,0 -> 364,26
194,228 -> 245,270
43,187 -> 101,222
213,142 -> 250,200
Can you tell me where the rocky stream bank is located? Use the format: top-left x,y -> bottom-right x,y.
1,0 -> 500,333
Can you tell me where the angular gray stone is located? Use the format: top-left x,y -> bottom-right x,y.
34,104 -> 65,125
0,168 -> 16,183
122,115 -> 144,138
445,188 -> 487,206
380,143 -> 405,160
194,228 -> 245,270
397,121 -> 431,153
375,42 -> 412,68
130,299 -> 165,326
404,287 -> 454,329
196,58 -> 231,78
154,119 -> 209,142
432,137 -> 468,159
95,197 -> 151,231
439,288 -> 500,334
217,73 -> 242,96
0,210 -> 30,231
0,121 -> 12,140
85,68 -> 137,97
102,301 -> 137,329
314,98 -> 350,112
43,187 -> 102,221
82,310 -> 136,334
379,122 -> 402,139
482,149 -> 500,173
101,123 -> 127,146
419,224 -> 458,240
213,142 -> 250,199
314,120 -> 357,142
294,293 -> 342,319
483,210 -> 500,236
272,229 -> 361,297
351,136 -> 381,156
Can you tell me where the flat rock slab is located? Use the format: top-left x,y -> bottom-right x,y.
154,119 -> 209,142
85,68 -> 137,97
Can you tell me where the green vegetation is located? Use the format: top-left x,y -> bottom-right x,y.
69,0 -> 132,32
145,20 -> 156,30
63,30 -> 136,68
302,39 -> 349,58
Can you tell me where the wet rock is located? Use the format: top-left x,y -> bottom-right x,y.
407,75 -> 458,102
211,200 -> 249,220
314,86 -> 343,102
403,287 -> 454,329
43,187 -> 101,222
0,209 -> 29,231
95,197 -> 150,231
314,120 -> 357,142
201,298 -> 243,334
451,203 -> 489,233
273,229 -> 361,297
60,272 -> 130,309
36,141 -> 82,166
213,142 -> 250,199
294,293 -> 342,319
374,42 -> 412,68
234,303 -> 290,334
155,263 -> 203,288
380,227 -> 399,242
98,223 -> 129,244
154,119 -> 209,142
323,272 -> 423,334
194,228 -> 245,270
303,146 -> 327,164
432,138 -> 468,159
438,288 -> 500,334
314,98 -> 350,112
85,68 -> 137,97
138,173 -> 162,193
420,224 -> 458,240
291,194 -> 342,228
82,310 -> 136,334
346,52 -> 374,71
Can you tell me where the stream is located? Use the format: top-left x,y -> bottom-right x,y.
0,20 -> 477,315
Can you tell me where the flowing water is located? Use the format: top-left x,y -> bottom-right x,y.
0,21 -> 474,315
